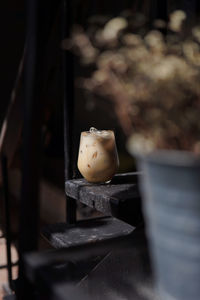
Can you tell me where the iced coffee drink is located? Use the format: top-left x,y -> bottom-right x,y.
77,127 -> 119,183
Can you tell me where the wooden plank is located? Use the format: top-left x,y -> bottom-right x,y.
77,237 -> 154,300
53,229 -> 156,300
65,173 -> 142,223
41,216 -> 134,249
25,228 -> 137,282
26,228 -> 157,300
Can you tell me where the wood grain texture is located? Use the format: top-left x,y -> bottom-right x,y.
65,172 -> 142,224
29,228 -> 157,300
42,216 -> 134,249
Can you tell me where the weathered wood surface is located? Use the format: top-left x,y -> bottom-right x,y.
26,228 -> 157,300
42,216 -> 134,249
65,172 -> 142,224
53,229 -> 156,300
77,238 -> 156,300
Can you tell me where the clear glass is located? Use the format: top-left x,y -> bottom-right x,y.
77,128 -> 119,183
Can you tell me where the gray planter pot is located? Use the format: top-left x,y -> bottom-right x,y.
136,150 -> 200,300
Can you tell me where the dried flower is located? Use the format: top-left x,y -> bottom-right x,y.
122,34 -> 143,47
169,10 -> 186,32
145,30 -> 166,54
102,17 -> 128,41
69,11 -> 200,154
192,26 -> 200,43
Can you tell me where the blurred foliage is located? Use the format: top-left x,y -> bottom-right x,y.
66,10 -> 200,154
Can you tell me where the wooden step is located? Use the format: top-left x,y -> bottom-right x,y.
65,172 -> 142,225
27,222 -> 136,296
41,216 -> 135,249
25,228 -> 156,300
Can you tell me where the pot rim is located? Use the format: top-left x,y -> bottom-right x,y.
130,149 -> 200,167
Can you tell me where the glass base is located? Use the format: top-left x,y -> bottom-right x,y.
87,179 -> 112,185
105,180 -> 111,184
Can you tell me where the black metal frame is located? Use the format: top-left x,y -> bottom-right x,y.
1,155 -> 14,291
62,0 -> 77,224
24,225 -> 148,300
16,1 -> 61,299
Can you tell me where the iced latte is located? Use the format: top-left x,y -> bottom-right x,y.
77,128 -> 119,183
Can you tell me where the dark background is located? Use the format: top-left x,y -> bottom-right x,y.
1,0 -> 200,185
